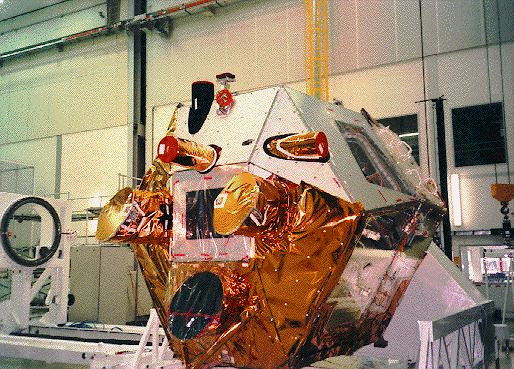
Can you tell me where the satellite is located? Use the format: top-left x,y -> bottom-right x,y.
97,78 -> 445,369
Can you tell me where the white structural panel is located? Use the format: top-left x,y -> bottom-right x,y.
284,87 -> 415,209
249,87 -> 352,201
159,86 -> 424,211
172,87 -> 279,167
355,243 -> 488,361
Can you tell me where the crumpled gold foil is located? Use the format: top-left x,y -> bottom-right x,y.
98,165 -> 365,369
96,187 -> 172,247
164,136 -> 219,173
132,242 -> 173,334
97,105 -> 176,245
165,173 -> 364,369
96,96 -> 446,369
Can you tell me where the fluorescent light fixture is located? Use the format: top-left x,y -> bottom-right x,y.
450,173 -> 462,226
398,132 -> 419,138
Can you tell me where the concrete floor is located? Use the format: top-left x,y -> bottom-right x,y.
0,348 -> 511,368
0,357 -> 86,369
314,356 -> 415,368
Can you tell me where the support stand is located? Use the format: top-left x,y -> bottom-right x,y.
90,309 -> 181,369
418,301 -> 496,369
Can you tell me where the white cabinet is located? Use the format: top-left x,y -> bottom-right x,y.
68,244 -> 152,325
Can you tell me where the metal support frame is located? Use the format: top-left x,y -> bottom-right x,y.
0,310 -> 178,368
5,266 -> 68,330
418,301 -> 496,369
0,196 -> 71,334
90,309 -> 181,369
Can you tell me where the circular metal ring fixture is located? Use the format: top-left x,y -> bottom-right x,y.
0,197 -> 61,267
168,271 -> 223,340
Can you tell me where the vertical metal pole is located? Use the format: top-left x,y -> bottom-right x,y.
134,0 -> 147,181
128,0 -> 146,321
127,0 -> 147,182
433,97 -> 452,259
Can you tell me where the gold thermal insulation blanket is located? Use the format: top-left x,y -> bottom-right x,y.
95,168 -> 443,369
157,134 -> 219,173
94,101 -> 445,369
161,173 -> 364,369
96,187 -> 173,247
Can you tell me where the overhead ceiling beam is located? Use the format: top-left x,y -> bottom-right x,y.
0,0 -> 240,64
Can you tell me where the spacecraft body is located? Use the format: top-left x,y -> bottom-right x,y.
97,86 -> 445,368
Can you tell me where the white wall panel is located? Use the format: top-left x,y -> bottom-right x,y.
422,43 -> 514,232
146,0 -> 305,107
487,45 -> 504,102
437,48 -> 490,109
328,60 -> 424,118
220,6 -> 259,90
147,0 -> 428,110
0,35 -> 128,145
0,137 -> 57,196
331,0 -> 420,72
498,0 -> 514,42
61,125 -> 128,204
420,0 -> 439,56
421,0 -> 487,56
329,0 -> 358,74
356,0 -> 397,68
285,1 -> 305,83
483,0 -> 500,44
254,5 -> 290,87
396,0 -> 422,60
0,0 -> 107,33
0,4 -> 107,54
436,0 -> 484,54
482,0 -> 514,45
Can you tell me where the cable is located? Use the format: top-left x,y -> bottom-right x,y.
495,0 -> 510,183
482,0 -> 492,104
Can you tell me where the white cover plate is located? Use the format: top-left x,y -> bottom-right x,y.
173,87 -> 280,168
